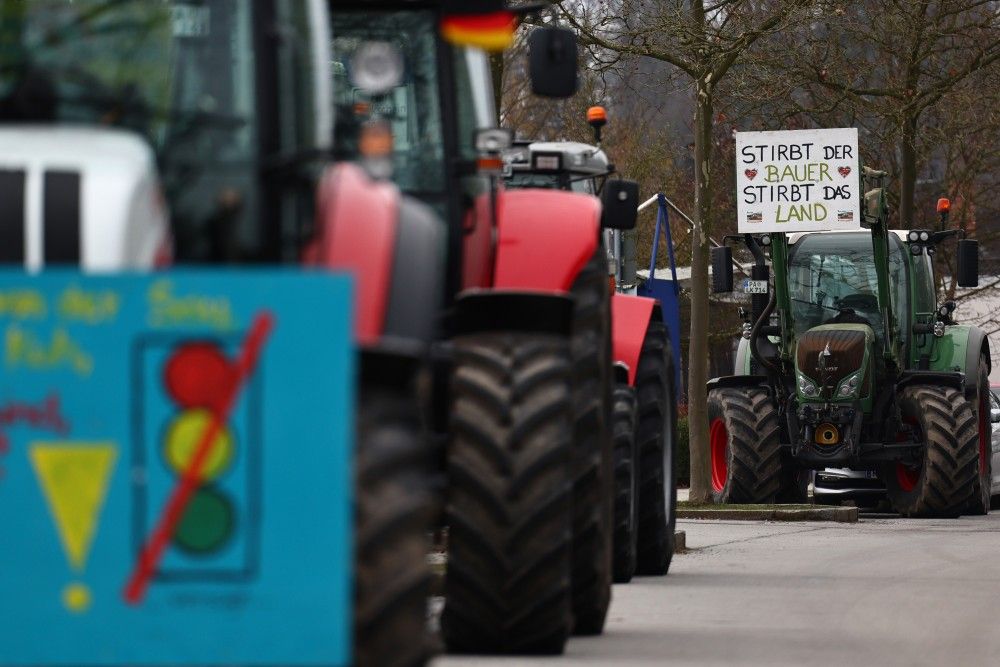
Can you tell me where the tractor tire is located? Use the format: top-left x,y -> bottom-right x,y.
568,249 -> 614,634
611,382 -> 638,583
883,385 -> 979,518
441,333 -> 574,655
634,320 -> 677,576
967,355 -> 992,515
707,387 -> 784,504
355,384 -> 432,667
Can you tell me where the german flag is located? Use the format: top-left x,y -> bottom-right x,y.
440,11 -> 517,51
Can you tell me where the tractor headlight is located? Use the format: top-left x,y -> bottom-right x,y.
919,231 -> 930,242
908,230 -> 920,242
836,371 -> 863,398
798,373 -> 818,397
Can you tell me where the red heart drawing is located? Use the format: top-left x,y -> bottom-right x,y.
745,169 -> 758,180
838,166 -> 851,178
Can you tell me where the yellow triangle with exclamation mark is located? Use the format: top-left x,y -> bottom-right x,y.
30,443 -> 117,570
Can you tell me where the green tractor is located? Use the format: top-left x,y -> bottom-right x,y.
709,168 -> 993,517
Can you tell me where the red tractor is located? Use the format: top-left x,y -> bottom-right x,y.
503,108 -> 679,583
0,3 -> 441,666
329,1 -> 673,654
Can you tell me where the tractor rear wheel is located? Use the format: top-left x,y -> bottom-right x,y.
611,381 -> 638,583
355,383 -> 432,667
441,333 -> 574,655
634,320 -> 677,576
568,249 -> 614,634
707,387 -> 784,503
967,355 -> 992,515
883,385 -> 978,518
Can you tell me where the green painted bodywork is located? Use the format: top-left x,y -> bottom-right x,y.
930,325 -> 976,373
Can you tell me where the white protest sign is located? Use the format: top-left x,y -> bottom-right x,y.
736,127 -> 860,233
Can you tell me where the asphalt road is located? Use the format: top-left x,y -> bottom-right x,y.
435,513 -> 1000,666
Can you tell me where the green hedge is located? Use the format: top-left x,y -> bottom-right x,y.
675,415 -> 690,486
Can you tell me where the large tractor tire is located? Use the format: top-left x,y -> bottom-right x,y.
355,384 -> 432,667
611,382 -> 638,583
967,355 -> 992,515
441,333 -> 574,655
634,320 -> 677,576
568,249 -> 614,634
884,385 -> 979,518
707,386 -> 784,504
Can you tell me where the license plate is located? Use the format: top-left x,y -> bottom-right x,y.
743,279 -> 768,294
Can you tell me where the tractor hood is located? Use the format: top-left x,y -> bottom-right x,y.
0,126 -> 169,271
795,324 -> 873,401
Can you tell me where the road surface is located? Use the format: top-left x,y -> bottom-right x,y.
435,513 -> 1000,666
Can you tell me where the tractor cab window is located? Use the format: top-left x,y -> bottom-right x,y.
504,171 -> 594,194
330,10 -> 446,196
787,232 -> 908,346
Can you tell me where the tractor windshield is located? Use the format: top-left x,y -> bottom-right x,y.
330,10 -> 446,195
787,232 -> 908,346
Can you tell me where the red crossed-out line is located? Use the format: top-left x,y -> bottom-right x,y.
124,311 -> 275,605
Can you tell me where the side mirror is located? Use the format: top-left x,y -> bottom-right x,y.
862,187 -> 884,227
957,238 -> 979,287
991,407 -> 1000,424
528,27 -> 578,98
600,180 -> 638,230
711,246 -> 734,293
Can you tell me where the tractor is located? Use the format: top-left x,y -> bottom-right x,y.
502,108 -> 678,583
0,2 -> 442,665
709,165 -> 991,518
328,1 -> 671,653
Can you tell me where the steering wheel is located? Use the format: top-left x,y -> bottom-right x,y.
837,293 -> 879,312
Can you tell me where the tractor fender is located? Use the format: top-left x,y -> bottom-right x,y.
304,163 -> 398,345
933,324 -> 991,399
492,188 -> 601,292
304,163 -> 445,348
453,290 -> 574,338
611,294 -> 658,385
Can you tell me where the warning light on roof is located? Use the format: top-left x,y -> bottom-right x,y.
587,106 -> 608,128
937,197 -> 951,214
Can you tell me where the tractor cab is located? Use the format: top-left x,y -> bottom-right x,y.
503,140 -> 612,195
0,0 -> 333,267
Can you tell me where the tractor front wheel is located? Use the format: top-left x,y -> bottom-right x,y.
354,383 -> 432,667
707,387 -> 784,503
967,355 -> 992,515
883,385 -> 979,518
611,381 -> 638,583
634,320 -> 677,576
441,333 -> 574,655
568,249 -> 614,634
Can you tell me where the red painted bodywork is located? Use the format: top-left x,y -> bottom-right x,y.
461,192 -> 493,290
490,188 -> 601,292
302,163 -> 399,345
611,293 -> 656,385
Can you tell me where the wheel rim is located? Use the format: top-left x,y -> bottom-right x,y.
895,416 -> 921,493
896,463 -> 919,492
710,418 -> 728,492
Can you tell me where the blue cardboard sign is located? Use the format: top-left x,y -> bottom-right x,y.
0,271 -> 354,666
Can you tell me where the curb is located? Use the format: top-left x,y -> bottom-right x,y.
676,506 -> 858,523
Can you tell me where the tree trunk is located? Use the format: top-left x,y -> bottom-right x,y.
899,113 -> 918,227
687,79 -> 714,504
